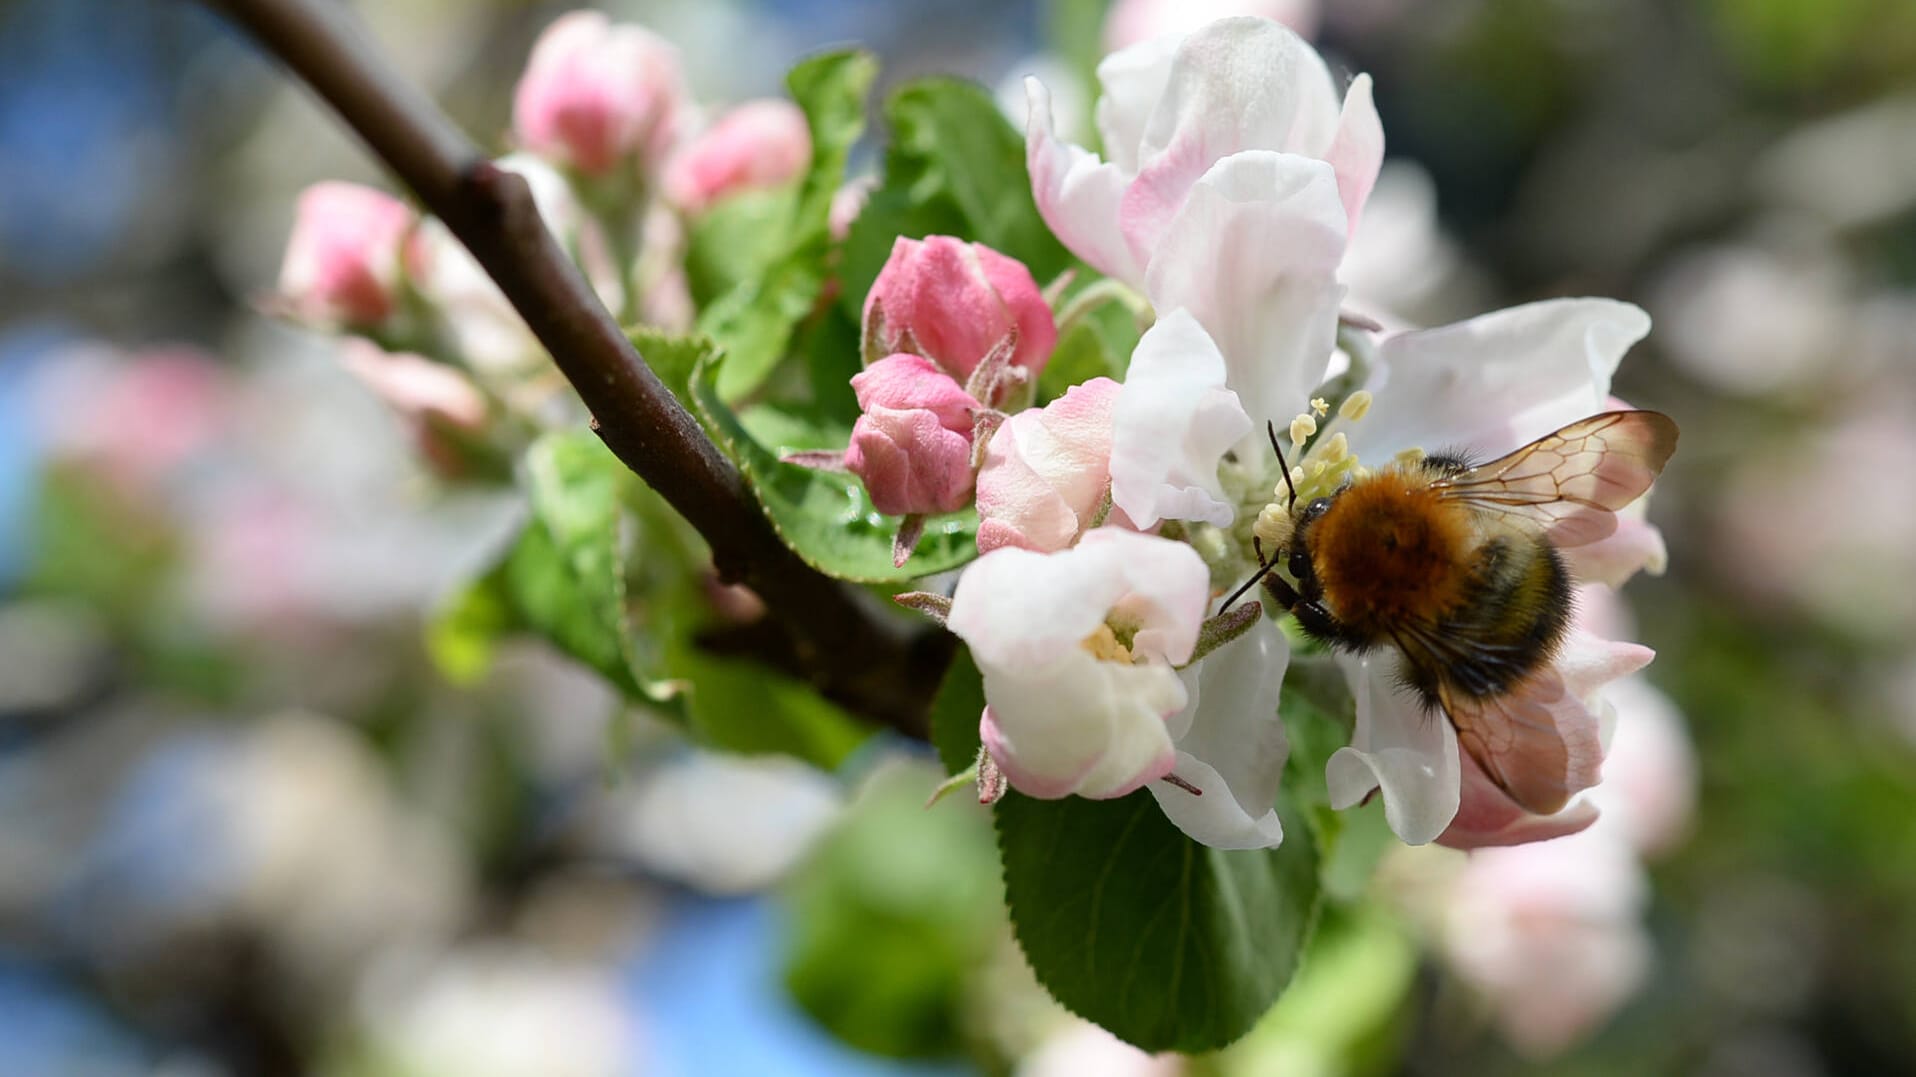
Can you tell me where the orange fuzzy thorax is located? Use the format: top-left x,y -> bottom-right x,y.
1309,469 -> 1475,642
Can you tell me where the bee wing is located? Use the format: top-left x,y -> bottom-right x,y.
1440,670 -> 1602,817
1432,410 -> 1678,547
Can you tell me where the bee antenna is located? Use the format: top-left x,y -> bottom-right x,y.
1220,546 -> 1281,612
1267,420 -> 1298,510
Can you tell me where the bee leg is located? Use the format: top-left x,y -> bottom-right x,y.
1261,571 -> 1301,611
1264,574 -> 1345,646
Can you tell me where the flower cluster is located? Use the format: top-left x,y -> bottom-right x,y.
274,11 -> 817,459
836,17 -> 1676,855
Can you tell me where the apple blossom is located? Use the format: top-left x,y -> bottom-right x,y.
863,235 -> 1057,390
1108,308 -> 1251,530
278,181 -> 415,329
1288,298 -> 1669,844
947,529 -> 1205,801
843,354 -> 984,517
974,377 -> 1120,553
1026,18 -> 1377,442
511,10 -> 687,178
663,99 -> 812,213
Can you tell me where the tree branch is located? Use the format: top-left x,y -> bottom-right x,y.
205,0 -> 947,738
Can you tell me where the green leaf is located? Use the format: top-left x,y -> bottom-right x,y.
697,50 -> 877,402
841,77 -> 1073,323
997,783 -> 1321,1053
627,326 -> 713,413
660,626 -> 871,768
782,763 -> 1001,1058
689,349 -> 979,584
683,187 -> 797,308
426,432 -> 669,703
930,646 -> 986,776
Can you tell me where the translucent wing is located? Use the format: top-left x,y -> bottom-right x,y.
1440,670 -> 1602,817
1432,410 -> 1678,547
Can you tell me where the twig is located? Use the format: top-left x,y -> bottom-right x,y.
204,0 -> 945,738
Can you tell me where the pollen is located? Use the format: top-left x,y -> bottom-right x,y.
1339,390 -> 1373,422
1289,413 -> 1317,449
1310,397 -> 1329,417
1254,503 -> 1291,551
1081,623 -> 1134,665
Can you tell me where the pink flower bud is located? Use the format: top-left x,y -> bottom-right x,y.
975,377 -> 1120,553
663,99 -> 812,213
844,354 -> 983,516
511,11 -> 686,177
863,236 -> 1057,386
278,182 -> 415,328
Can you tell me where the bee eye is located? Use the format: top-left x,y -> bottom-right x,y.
1301,497 -> 1332,522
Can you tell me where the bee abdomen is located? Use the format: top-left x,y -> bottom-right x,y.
1431,536 -> 1573,702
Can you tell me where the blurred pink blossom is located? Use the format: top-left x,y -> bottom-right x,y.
844,354 -> 983,516
863,235 -> 1057,390
511,10 -> 687,177
663,99 -> 811,213
278,182 -> 415,329
34,344 -> 232,498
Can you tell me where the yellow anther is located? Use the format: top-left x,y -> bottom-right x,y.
1081,623 -> 1134,665
1254,503 -> 1291,551
1320,431 -> 1349,464
1306,459 -> 1327,480
1290,465 -> 1306,488
1339,390 -> 1374,422
1289,413 -> 1317,449
1310,397 -> 1329,417
1394,446 -> 1427,467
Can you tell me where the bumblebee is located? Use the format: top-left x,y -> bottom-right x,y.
1237,410 -> 1679,815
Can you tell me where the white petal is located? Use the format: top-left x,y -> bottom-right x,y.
1109,309 -> 1252,529
1121,18 -> 1343,259
1340,298 -> 1651,464
948,530 -> 1211,673
1150,616 -> 1290,849
1026,78 -> 1148,289
982,651 -> 1183,799
1325,655 -> 1460,844
1092,30 -> 1182,174
1144,151 -> 1347,447
1076,529 -> 1212,666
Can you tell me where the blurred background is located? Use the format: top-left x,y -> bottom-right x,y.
3,0 -> 1915,1073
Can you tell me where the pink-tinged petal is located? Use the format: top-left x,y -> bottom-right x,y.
1437,751 -> 1601,850
1150,615 -> 1290,849
1120,17 -> 1343,260
1144,151 -> 1347,445
978,656 -> 1183,801
1109,309 -> 1252,529
975,245 -> 1059,383
975,377 -> 1120,553
663,98 -> 811,213
1564,502 -> 1669,587
845,406 -> 975,516
1339,299 -> 1651,466
1326,74 -> 1384,232
1326,655 -> 1460,844
850,354 -> 980,432
1027,78 -> 1148,289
